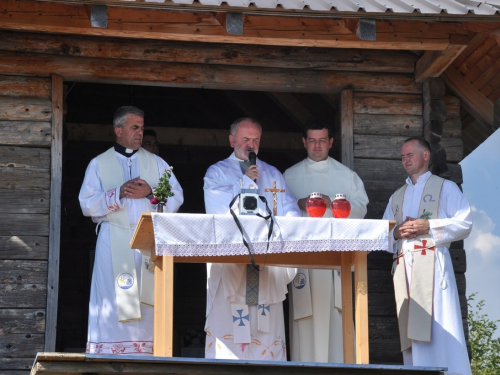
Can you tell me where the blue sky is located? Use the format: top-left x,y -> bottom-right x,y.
460,128 -> 500,338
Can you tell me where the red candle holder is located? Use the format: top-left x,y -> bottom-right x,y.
306,192 -> 327,217
331,194 -> 351,218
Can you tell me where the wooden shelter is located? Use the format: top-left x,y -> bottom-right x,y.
1,0 -> 499,373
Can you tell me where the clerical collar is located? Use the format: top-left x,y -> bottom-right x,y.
114,143 -> 138,158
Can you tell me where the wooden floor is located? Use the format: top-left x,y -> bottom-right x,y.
31,353 -> 446,375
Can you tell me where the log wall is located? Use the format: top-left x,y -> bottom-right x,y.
352,84 -> 468,363
0,75 -> 52,375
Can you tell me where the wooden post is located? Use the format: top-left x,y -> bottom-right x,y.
45,74 -> 63,351
354,251 -> 369,364
154,255 -> 174,357
341,252 -> 354,363
340,89 -> 354,170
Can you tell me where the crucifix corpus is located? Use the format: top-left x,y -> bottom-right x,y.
264,181 -> 285,216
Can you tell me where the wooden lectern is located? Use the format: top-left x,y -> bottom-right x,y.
131,213 -> 395,364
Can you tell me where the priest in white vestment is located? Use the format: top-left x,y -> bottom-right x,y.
383,137 -> 472,375
79,106 -> 184,355
283,120 -> 368,363
203,118 -> 301,360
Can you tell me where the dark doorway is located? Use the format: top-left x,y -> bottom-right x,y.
56,82 -> 339,355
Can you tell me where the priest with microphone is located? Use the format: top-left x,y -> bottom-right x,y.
203,117 -> 300,360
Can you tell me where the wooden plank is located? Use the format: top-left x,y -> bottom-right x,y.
0,333 -> 44,358
444,95 -> 461,117
154,255 -> 174,357
0,189 -> 50,214
355,159 -> 463,185
440,137 -> 464,162
341,252 -> 354,363
0,235 -> 48,260
0,50 -> 423,94
354,135 -> 408,159
415,43 -> 467,83
0,167 -> 50,190
452,33 -> 489,74
66,123 -> 304,150
0,121 -> 51,147
0,309 -> 46,334
0,74 -> 50,98
354,251 -> 369,364
0,357 -> 34,372
45,74 -> 63,352
354,134 -> 463,162
0,96 -> 51,121
0,30 -> 418,73
0,146 -> 50,168
0,260 -> 48,308
353,93 -> 423,115
29,356 -> 447,375
472,54 -> 500,92
0,213 -> 49,236
341,89 -> 354,170
0,0 -> 459,50
353,114 -> 422,136
442,67 -> 495,131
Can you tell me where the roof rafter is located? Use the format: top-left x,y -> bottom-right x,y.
0,0 -> 472,50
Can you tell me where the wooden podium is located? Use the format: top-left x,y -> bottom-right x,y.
131,213 -> 394,364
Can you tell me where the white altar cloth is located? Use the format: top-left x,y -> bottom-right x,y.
152,213 -> 389,257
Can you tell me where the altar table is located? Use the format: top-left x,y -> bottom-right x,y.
131,213 -> 394,364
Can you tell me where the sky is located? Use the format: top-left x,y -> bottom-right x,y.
460,127 -> 500,338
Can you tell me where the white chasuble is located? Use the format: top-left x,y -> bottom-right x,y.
204,153 -> 300,360
383,171 -> 472,375
284,157 -> 369,363
80,148 -> 183,355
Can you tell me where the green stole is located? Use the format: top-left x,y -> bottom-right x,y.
97,147 -> 158,322
391,174 -> 444,351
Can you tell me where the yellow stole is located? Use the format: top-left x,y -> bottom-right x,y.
391,174 -> 444,351
97,147 -> 158,322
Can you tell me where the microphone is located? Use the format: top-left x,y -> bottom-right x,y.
248,152 -> 257,182
249,152 -> 257,166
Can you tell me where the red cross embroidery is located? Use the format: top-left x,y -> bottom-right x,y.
414,240 -> 435,255
393,251 -> 405,265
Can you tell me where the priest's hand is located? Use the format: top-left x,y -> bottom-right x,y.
120,177 -> 153,199
245,165 -> 259,182
394,217 -> 430,240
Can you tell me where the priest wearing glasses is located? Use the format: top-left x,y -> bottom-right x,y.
79,106 -> 184,355
203,117 -> 300,360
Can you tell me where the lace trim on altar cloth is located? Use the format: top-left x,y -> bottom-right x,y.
156,238 -> 388,257
86,340 -> 154,355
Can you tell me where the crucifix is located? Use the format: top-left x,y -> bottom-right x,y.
264,181 -> 285,216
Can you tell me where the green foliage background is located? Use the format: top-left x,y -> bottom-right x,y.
468,293 -> 500,374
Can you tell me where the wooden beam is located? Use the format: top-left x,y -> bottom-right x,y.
45,74 -> 63,352
344,18 -> 376,41
0,30 -> 418,73
415,43 -> 467,83
0,0 -> 467,50
0,50 -> 422,94
66,123 -> 304,150
267,93 -> 315,127
341,89 -> 354,170
442,67 -> 495,131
